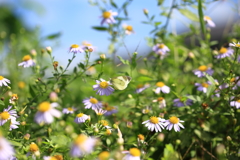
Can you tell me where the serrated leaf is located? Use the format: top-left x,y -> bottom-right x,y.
178,9 -> 199,22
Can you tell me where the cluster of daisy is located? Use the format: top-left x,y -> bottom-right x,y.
142,116 -> 185,132
69,41 -> 95,54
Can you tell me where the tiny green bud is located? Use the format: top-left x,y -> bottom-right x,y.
176,139 -> 181,144
94,128 -> 99,133
7,86 -> 11,90
113,124 -> 118,129
133,52 -> 138,55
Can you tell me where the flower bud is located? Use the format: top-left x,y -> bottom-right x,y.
100,54 -> 106,60
46,46 -> 52,54
31,49 -> 37,57
49,92 -> 58,102
143,8 -> 148,15
24,133 -> 31,140
227,136 -> 232,141
94,128 -> 99,133
157,133 -> 165,142
53,61 -> 58,70
113,124 -> 118,129
176,139 -> 181,144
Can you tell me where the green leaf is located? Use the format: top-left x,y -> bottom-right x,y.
110,0 -> 118,8
50,135 -> 71,148
78,63 -> 85,70
45,32 -> 61,40
117,56 -> 129,65
8,140 -> 22,147
136,76 -> 153,82
154,21 -> 162,26
131,52 -> 137,70
187,95 -> 202,102
92,26 -> 108,31
198,0 -> 206,38
178,9 -> 199,22
161,144 -> 179,160
0,100 -> 4,106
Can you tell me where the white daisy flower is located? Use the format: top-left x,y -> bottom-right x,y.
43,155 -> 63,160
102,103 -> 118,116
164,116 -> 184,132
173,97 -> 193,107
83,97 -> 103,110
122,148 -> 141,160
0,135 -> 15,159
34,102 -> 62,124
230,77 -> 240,90
94,108 -> 107,116
98,151 -> 111,160
195,81 -> 212,93
142,106 -> 152,114
153,97 -> 166,108
135,84 -> 150,94
142,116 -> 165,132
0,106 -> 18,126
100,120 -> 111,129
69,44 -> 84,54
204,16 -> 215,27
18,55 -> 35,68
85,66 -> 96,75
100,10 -> 118,25
70,134 -> 96,157
27,142 -> 40,158
193,65 -> 214,77
62,107 -> 76,114
155,82 -> 170,94
215,47 -> 234,59
230,99 -> 240,109
9,117 -> 20,131
0,76 -> 10,87
122,24 -> 134,35
93,79 -> 114,96
74,113 -> 89,124
152,43 -> 170,59
9,94 -> 18,104
82,41 -> 95,52
229,41 -> 240,48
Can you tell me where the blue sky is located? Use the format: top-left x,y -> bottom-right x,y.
1,0 -> 239,67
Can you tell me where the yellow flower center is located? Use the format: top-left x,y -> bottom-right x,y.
0,111 -> 10,120
101,120 -> 109,126
53,155 -> 63,160
99,81 -> 109,89
156,82 -> 165,87
102,11 -> 111,18
201,83 -> 209,88
204,16 -> 211,20
126,25 -> 133,31
106,129 -> 111,135
29,143 -> 39,152
230,78 -> 235,83
71,44 -> 79,48
67,108 -> 74,111
159,44 -> 165,49
49,157 -> 58,160
18,81 -> 25,89
237,100 -> 240,103
104,105 -> 115,111
75,134 -> 87,145
129,148 -> 141,157
219,47 -> 227,54
157,97 -> 164,102
150,116 -> 159,124
236,44 -> 240,47
198,65 -> 207,72
169,116 -> 179,124
98,151 -> 110,160
77,113 -> 84,117
0,76 -> 4,80
22,55 -> 31,61
38,102 -> 51,112
138,134 -> 145,140
89,98 -> 98,104
137,84 -> 144,89
144,109 -> 149,113
11,94 -> 18,100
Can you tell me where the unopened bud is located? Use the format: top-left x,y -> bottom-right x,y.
88,48 -> 93,52
201,103 -> 208,109
46,46 -> 52,54
133,52 -> 138,55
128,94 -> 132,98
97,61 -> 102,64
100,54 -> 106,60
233,118 -> 237,125
157,133 -> 165,142
21,121 -> 26,126
94,128 -> 99,133
176,139 -> 181,144
41,49 -> 45,54
7,86 -> 11,90
49,92 -> 58,102
227,136 -> 232,141
126,121 -> 133,128
24,133 -> 31,140
53,61 -> 58,70
31,49 -> 37,56
113,124 -> 118,129
143,9 -> 148,15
